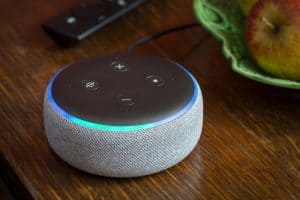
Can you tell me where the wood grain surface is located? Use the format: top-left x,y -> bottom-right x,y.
0,0 -> 299,199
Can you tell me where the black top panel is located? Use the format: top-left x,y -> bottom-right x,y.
51,53 -> 196,125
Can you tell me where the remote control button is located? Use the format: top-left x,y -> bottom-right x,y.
97,15 -> 106,21
111,62 -> 129,72
81,80 -> 100,90
66,16 -> 77,24
117,94 -> 136,106
108,0 -> 129,7
72,3 -> 107,19
145,75 -> 165,87
117,0 -> 127,7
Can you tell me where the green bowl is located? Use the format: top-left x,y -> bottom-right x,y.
193,0 -> 300,89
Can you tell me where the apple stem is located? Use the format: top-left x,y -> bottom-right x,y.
261,17 -> 275,30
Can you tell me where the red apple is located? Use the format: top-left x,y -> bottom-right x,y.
246,0 -> 300,81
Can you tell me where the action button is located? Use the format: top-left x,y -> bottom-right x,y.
145,75 -> 165,87
81,80 -> 100,90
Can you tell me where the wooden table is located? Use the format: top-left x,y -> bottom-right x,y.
1,0 -> 299,199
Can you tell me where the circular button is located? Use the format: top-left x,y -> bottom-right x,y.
111,61 -> 129,72
117,94 -> 136,106
81,80 -> 100,91
145,75 -> 166,87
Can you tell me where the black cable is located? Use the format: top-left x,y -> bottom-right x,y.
128,22 -> 200,52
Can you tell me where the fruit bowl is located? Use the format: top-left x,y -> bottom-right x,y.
193,0 -> 300,89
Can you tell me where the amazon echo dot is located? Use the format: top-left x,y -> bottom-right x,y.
43,53 -> 203,178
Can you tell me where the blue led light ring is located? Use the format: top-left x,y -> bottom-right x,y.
48,64 -> 199,132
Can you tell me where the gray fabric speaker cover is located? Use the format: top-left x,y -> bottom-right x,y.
43,86 -> 203,178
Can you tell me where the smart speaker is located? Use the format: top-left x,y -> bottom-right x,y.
43,53 -> 203,178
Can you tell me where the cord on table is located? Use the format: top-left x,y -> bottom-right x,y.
128,23 -> 200,53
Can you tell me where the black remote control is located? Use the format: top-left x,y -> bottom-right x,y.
42,0 -> 145,45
